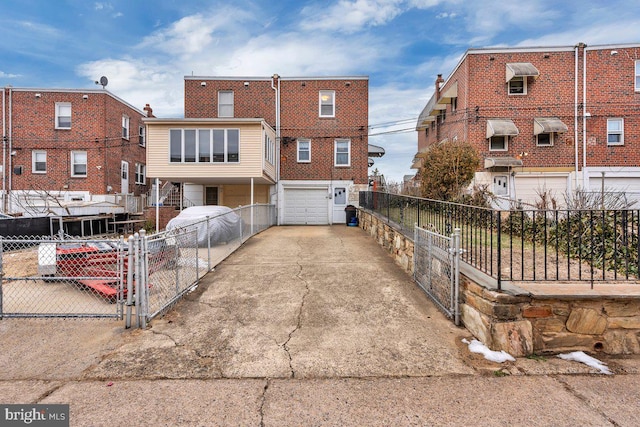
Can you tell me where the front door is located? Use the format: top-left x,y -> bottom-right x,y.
332,187 -> 347,223
205,186 -> 219,205
121,161 -> 129,194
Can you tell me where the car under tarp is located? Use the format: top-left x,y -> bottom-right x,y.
166,206 -> 242,246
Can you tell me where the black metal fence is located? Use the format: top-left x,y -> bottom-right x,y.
359,191 -> 640,288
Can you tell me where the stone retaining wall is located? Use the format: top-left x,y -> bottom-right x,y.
358,208 -> 640,355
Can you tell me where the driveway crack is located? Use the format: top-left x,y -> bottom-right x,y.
259,380 -> 270,427
281,262 -> 310,378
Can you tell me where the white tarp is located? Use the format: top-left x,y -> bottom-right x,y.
166,206 -> 241,245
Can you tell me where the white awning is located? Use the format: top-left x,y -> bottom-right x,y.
416,96 -> 437,128
368,157 -> 375,167
534,117 -> 568,135
438,82 -> 458,104
506,63 -> 540,82
486,119 -> 519,138
368,144 -> 385,157
484,157 -> 523,169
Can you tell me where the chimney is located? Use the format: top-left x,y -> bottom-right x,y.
435,74 -> 444,100
143,104 -> 154,118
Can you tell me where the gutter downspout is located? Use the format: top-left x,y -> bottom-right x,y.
582,45 -> 588,187
2,88 -> 6,212
574,45 -> 580,192
7,87 -> 12,213
271,74 -> 280,225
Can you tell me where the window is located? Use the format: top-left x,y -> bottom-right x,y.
451,97 -> 457,112
636,60 -> 640,92
32,151 -> 47,174
607,118 -> 624,145
319,90 -> 335,117
55,102 -> 71,129
139,125 -> 145,147
218,91 -> 234,117
122,115 -> 130,140
170,128 -> 239,163
71,151 -> 87,177
536,133 -> 554,146
135,163 -> 146,184
508,76 -> 526,95
184,129 -> 196,162
297,139 -> 311,162
264,133 -> 275,164
334,139 -> 350,166
493,175 -> 508,196
198,129 -> 211,162
489,135 -> 508,151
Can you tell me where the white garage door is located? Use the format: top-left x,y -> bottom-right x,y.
589,177 -> 640,205
514,175 -> 569,208
283,188 -> 329,225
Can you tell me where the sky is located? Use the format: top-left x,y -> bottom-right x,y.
1,0 -> 640,184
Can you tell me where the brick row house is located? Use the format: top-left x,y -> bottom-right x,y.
145,74 -> 371,224
1,87 -> 150,216
414,43 -> 640,208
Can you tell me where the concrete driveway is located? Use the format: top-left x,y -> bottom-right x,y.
2,225 -> 640,426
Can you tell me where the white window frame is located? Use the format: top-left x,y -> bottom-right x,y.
218,91 -> 234,118
319,90 -> 335,117
32,150 -> 47,174
264,133 -> 275,165
297,139 -> 311,163
607,118 -> 624,146
122,115 -> 130,140
508,77 -> 527,95
536,133 -> 554,147
135,163 -> 146,184
55,102 -> 71,129
489,135 -> 508,151
139,125 -> 145,147
71,151 -> 87,177
635,60 -> 640,92
334,139 -> 351,167
169,128 -> 240,163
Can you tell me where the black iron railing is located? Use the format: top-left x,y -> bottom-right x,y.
359,191 -> 640,288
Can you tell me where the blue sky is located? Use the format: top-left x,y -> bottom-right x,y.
2,0 -> 640,184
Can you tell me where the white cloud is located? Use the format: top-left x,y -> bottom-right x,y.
300,0 -> 408,33
0,71 -> 20,78
94,2 -> 113,11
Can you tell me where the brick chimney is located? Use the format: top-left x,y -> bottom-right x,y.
435,74 -> 444,100
143,104 -> 154,118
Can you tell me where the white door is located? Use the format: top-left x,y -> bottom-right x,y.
121,161 -> 129,194
332,187 -> 347,223
283,188 -> 329,225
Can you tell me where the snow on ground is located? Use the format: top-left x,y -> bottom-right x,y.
462,338 -> 516,363
558,351 -> 613,375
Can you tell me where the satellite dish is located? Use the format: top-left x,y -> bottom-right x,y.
98,76 -> 108,89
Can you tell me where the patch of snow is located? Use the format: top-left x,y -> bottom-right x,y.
462,338 -> 515,363
557,351 -> 613,375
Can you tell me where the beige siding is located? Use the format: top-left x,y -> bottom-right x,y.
147,123 -> 268,180
222,184 -> 270,207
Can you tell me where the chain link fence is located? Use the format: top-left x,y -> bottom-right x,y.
0,204 -> 276,326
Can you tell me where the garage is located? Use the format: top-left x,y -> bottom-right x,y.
283,188 -> 329,225
513,174 -> 569,208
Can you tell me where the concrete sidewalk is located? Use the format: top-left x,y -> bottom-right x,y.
1,226 -> 639,426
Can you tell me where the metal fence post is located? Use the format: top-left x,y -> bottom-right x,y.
497,211 -> 502,291
206,216 -> 211,272
125,235 -> 135,328
453,228 -> 461,326
0,237 -> 3,318
140,229 -> 148,329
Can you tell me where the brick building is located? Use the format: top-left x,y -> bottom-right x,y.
414,43 -> 640,208
1,87 -> 150,216
146,74 -> 370,224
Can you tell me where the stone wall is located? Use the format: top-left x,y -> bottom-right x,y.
358,208 -> 640,356
358,208 -> 414,274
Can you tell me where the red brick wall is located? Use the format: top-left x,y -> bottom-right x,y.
184,76 -> 369,185
421,45 -> 640,171
4,89 -> 148,195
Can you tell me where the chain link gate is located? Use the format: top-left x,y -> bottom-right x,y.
413,226 -> 461,325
